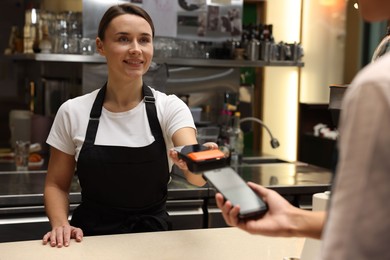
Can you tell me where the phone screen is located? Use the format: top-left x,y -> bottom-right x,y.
203,167 -> 268,219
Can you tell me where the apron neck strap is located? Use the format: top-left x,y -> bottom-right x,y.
84,83 -> 107,145
142,84 -> 164,140
84,83 -> 165,145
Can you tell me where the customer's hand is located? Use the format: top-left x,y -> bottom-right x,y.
216,182 -> 301,237
42,225 -> 83,247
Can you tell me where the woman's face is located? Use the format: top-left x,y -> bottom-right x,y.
96,14 -> 153,81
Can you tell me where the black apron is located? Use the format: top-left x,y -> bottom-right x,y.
70,83 -> 171,236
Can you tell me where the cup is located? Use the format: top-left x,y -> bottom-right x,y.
9,110 -> 32,149
14,140 -> 30,171
197,126 -> 220,144
190,107 -> 202,123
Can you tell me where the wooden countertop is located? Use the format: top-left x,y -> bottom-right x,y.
0,227 -> 304,260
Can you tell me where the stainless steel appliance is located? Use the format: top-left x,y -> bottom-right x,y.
82,0 -> 243,42
82,62 -> 240,126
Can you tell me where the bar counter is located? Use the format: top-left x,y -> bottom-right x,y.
0,227 -> 305,260
0,157 -> 332,242
0,161 -> 332,215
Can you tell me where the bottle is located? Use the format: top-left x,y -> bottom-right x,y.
228,112 -> 244,166
217,105 -> 231,147
246,35 -> 260,61
39,24 -> 52,54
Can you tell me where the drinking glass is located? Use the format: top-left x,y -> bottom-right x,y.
14,140 -> 30,171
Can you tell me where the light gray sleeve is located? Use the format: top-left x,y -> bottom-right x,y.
321,80 -> 390,259
46,101 -> 77,156
160,94 -> 196,139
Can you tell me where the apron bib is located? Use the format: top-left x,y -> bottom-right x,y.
70,83 -> 171,235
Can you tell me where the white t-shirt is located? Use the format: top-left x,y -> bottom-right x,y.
320,53 -> 390,259
46,86 -> 196,169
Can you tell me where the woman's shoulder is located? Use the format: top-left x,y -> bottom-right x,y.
149,87 -> 183,104
148,86 -> 191,118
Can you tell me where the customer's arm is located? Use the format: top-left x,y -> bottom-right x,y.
216,182 -> 326,239
42,147 -> 83,247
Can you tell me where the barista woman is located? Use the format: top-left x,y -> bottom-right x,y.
42,3 -> 210,248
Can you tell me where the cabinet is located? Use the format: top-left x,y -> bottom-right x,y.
0,171 -> 209,243
4,53 -> 304,152
0,162 -> 332,242
298,103 -> 337,170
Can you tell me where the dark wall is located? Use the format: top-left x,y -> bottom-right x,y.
0,0 -> 45,146
0,0 -> 27,146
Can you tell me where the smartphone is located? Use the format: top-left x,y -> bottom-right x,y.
203,167 -> 268,219
174,144 -> 227,173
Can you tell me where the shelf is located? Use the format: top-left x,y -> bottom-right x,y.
244,0 -> 266,2
153,57 -> 304,68
7,53 -> 106,63
6,53 -> 304,68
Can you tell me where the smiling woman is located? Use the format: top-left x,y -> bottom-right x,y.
96,13 -> 154,95
42,3 -> 213,248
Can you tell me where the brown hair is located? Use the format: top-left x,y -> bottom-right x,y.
97,3 -> 155,40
